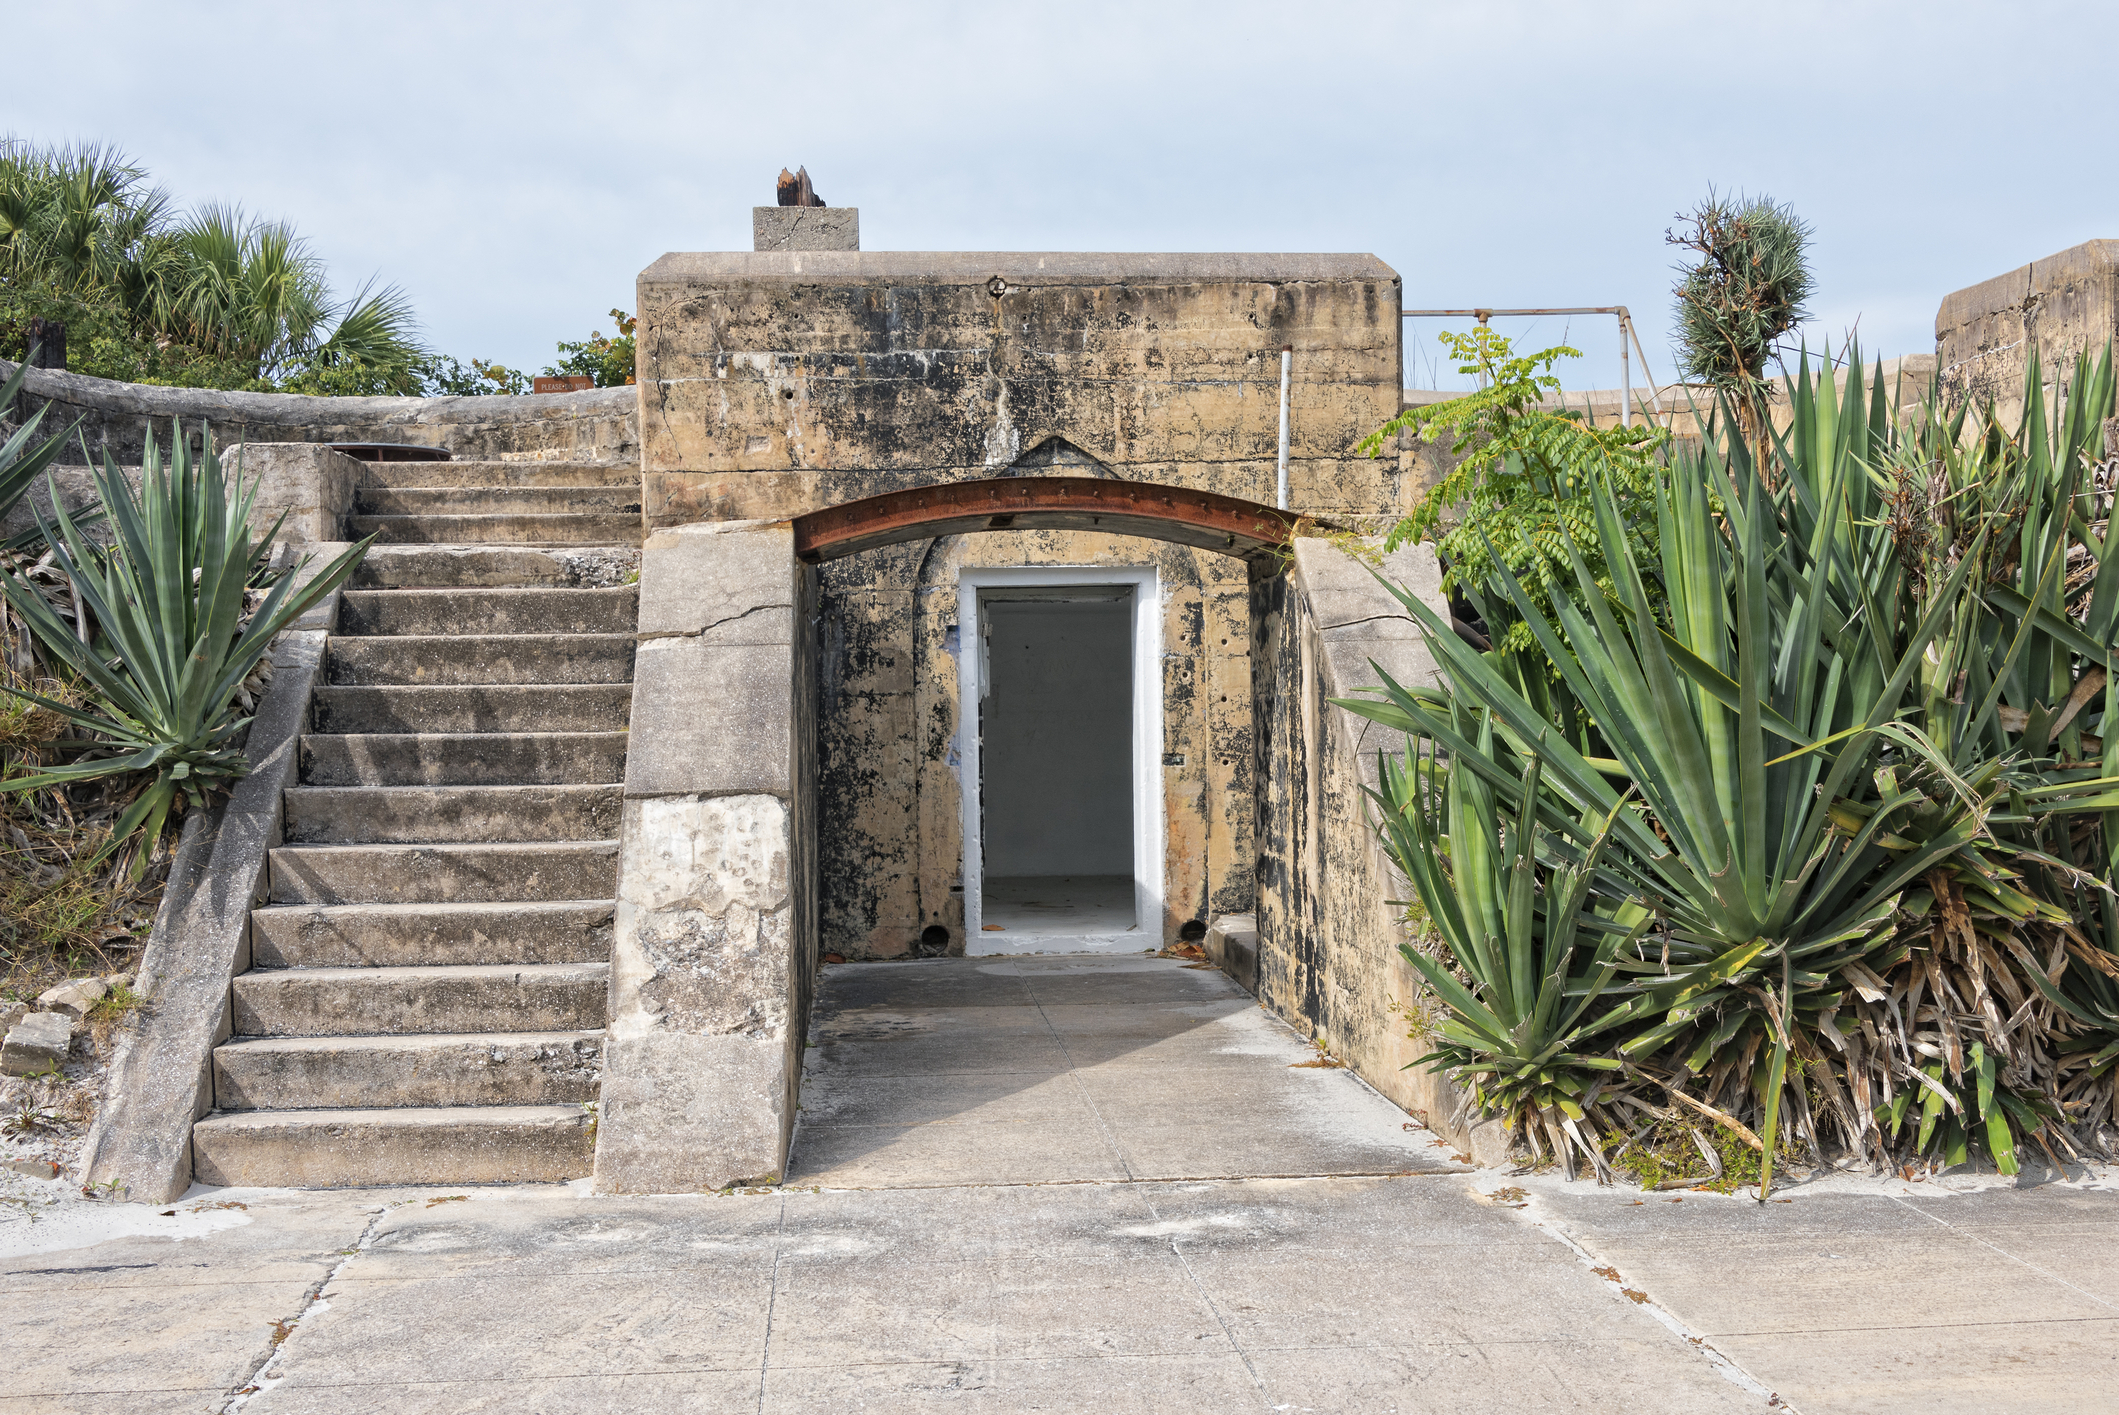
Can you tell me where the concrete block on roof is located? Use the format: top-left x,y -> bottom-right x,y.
752,207 -> 859,252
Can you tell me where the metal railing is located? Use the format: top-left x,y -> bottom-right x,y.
1402,306 -> 1667,425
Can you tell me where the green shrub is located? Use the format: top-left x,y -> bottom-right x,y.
1351,348 -> 2119,1188
0,426 -> 371,876
1359,328 -> 1666,655
542,309 -> 636,388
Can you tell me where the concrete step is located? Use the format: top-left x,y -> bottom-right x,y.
337,587 -> 639,636
231,963 -> 609,1037
250,900 -> 614,969
191,1105 -> 596,1187
326,633 -> 636,686
282,785 -> 621,844
349,544 -> 639,590
299,733 -> 628,787
215,1032 -> 603,1110
312,684 -> 634,735
267,841 -> 619,905
355,487 -> 642,517
359,461 -> 637,489
347,513 -> 643,547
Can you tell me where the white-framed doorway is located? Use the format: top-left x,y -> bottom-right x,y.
956,565 -> 1163,955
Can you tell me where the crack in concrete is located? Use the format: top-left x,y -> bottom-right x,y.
637,601 -> 793,643
217,1204 -> 392,1414
754,1192 -> 790,1414
1316,611 -> 1416,633
1144,1188 -> 1272,1407
1886,1192 -> 2119,1315
1526,1208 -> 1788,1411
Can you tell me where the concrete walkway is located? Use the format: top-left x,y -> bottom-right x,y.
5,955 -> 2113,1412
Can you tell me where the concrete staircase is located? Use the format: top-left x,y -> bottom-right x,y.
189,460 -> 642,1187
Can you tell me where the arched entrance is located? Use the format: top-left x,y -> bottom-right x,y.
794,478 -> 1310,957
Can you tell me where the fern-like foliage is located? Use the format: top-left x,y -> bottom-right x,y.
1360,329 -> 1668,653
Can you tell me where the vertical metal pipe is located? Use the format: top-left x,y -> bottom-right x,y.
1619,312 -> 1631,429
1276,345 -> 1292,511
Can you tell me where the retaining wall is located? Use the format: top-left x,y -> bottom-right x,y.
1,359 -> 639,466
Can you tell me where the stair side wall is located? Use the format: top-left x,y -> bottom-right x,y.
0,358 -> 639,467
78,626 -> 332,1202
594,520 -> 820,1192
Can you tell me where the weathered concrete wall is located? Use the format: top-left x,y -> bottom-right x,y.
595,520 -> 819,1191
633,251 -> 1409,524
1936,239 -> 2119,415
637,251 -> 1408,959
1,358 -> 639,466
1252,538 -> 1491,1156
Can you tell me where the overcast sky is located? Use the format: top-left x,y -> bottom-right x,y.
12,1 -> 2118,393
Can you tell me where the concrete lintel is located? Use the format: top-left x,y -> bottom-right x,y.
79,626 -> 330,1202
751,207 -> 859,253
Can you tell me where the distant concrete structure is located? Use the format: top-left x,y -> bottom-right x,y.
1936,238 -> 2119,414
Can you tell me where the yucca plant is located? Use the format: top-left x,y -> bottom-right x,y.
0,425 -> 370,876
1353,344 -> 2119,1190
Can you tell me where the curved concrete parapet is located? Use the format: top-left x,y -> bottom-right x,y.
0,359 -> 640,466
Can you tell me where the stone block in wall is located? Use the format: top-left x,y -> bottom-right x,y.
636,520 -> 797,641
626,640 -> 795,798
598,794 -> 797,1190
753,207 -> 860,252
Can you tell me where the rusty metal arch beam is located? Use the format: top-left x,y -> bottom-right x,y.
792,477 -> 1316,565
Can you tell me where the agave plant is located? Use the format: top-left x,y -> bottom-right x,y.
1374,708 -> 1648,1176
0,425 -> 370,876
1352,344 -> 2119,1190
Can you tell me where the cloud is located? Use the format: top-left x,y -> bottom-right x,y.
9,1 -> 2116,386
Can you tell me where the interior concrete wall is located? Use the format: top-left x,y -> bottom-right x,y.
980,599 -> 1133,878
815,527 -> 1253,959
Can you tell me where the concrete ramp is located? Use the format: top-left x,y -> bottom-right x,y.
788,957 -> 1456,1188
